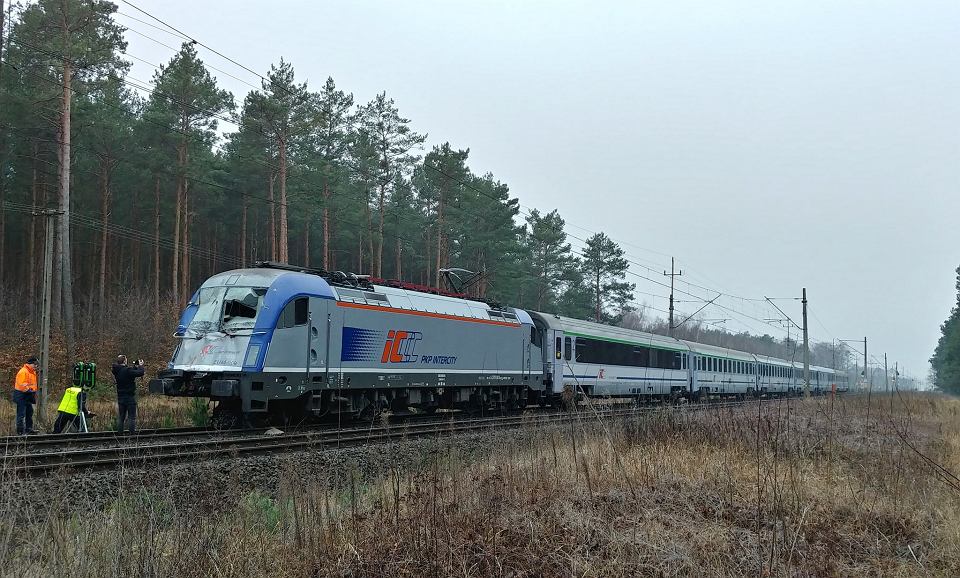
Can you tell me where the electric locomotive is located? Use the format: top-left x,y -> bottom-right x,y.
150,262 -> 544,427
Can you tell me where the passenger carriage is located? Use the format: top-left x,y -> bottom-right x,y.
528,312 -> 691,401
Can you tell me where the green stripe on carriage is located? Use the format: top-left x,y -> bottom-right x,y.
564,331 -> 688,353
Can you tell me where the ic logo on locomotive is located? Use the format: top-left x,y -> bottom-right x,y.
381,330 -> 422,363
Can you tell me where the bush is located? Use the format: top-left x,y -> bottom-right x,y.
188,397 -> 209,427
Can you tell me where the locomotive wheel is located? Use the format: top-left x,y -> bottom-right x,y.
210,401 -> 243,430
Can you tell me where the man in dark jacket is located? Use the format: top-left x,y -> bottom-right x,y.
112,355 -> 145,434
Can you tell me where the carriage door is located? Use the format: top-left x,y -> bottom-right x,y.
689,353 -> 697,395
550,330 -> 564,394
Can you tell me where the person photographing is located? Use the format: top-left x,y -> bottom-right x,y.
112,355 -> 145,434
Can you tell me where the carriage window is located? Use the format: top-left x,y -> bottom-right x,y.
556,337 -> 562,359
569,337 -> 655,367
564,337 -> 571,361
575,338 -> 588,362
681,354 -> 687,370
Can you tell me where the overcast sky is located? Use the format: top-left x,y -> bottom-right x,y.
120,0 -> 959,382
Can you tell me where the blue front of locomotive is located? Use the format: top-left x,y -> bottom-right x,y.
149,267 -> 336,407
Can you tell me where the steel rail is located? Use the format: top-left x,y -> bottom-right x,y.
2,398 -> 769,475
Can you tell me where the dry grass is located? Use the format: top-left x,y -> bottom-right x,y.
0,394 -> 202,434
2,392 -> 960,577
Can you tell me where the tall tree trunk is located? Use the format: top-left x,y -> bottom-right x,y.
268,172 -> 276,261
208,223 -> 215,275
424,199 -> 431,286
0,0 -> 5,289
172,140 -> 184,304
595,269 -> 601,322
240,198 -> 247,266
322,180 -> 330,270
28,143 -> 38,318
435,190 -> 444,288
376,183 -> 385,277
181,180 -> 190,301
365,189 -> 373,274
304,218 -> 310,268
98,160 -> 110,312
357,227 -> 363,273
395,214 -> 401,281
59,56 -> 76,360
278,140 -> 288,263
131,181 -> 139,292
153,175 -> 160,308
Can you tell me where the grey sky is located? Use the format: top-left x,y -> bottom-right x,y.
122,0 -> 960,381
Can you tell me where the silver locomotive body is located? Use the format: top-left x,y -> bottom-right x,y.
151,263 -> 545,425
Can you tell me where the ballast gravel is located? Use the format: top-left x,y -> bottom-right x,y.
3,421 -> 577,525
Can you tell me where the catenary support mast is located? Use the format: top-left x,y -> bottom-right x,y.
802,287 -> 810,398
664,257 -> 682,337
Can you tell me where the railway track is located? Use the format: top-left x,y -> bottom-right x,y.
1,398 -> 781,475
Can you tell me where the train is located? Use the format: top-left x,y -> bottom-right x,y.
149,262 -> 848,427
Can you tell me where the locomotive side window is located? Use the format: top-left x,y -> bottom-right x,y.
530,327 -> 542,348
279,297 -> 309,329
294,298 -> 309,326
564,337 -> 571,361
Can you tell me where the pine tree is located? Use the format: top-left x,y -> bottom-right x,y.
580,232 -> 636,323
356,92 -> 425,277
524,209 -> 573,310
245,59 -> 311,264
412,143 -> 469,287
308,77 -> 353,270
145,42 -> 233,303
931,266 -> 960,392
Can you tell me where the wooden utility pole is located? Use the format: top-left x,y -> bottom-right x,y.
802,287 -> 810,398
864,336 -> 869,391
664,257 -> 682,337
884,353 -> 889,393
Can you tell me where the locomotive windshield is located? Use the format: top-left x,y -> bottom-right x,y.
187,286 -> 267,335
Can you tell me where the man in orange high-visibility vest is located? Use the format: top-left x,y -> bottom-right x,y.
13,356 -> 40,435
